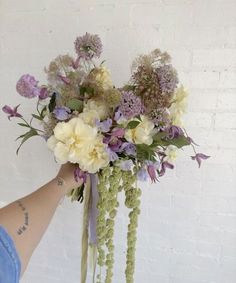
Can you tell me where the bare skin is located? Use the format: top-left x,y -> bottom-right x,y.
0,163 -> 82,277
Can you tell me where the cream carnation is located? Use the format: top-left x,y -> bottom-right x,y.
83,99 -> 109,120
125,115 -> 156,145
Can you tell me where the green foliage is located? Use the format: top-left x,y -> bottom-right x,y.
80,85 -> 95,96
66,98 -> 83,111
16,129 -> 38,155
126,120 -> 140,129
153,132 -> 191,148
136,144 -> 156,161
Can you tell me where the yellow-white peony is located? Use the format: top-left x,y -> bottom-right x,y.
125,115 -> 156,145
78,136 -> 109,174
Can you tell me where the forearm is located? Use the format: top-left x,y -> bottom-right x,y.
0,177 -> 69,276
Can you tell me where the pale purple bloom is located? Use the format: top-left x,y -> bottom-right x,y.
112,127 -> 125,138
74,167 -> 87,183
103,135 -> 123,152
74,33 -> 102,60
114,109 -> 124,122
167,125 -> 184,139
119,91 -> 144,119
137,168 -> 149,182
119,159 -> 133,171
159,161 -> 174,177
146,161 -> 160,182
39,87 -> 49,100
57,75 -> 71,85
53,106 -> 71,121
121,142 -> 136,156
2,104 -> 22,120
107,147 -> 119,162
156,65 -> 179,94
191,153 -> 210,168
16,74 -> 41,98
95,118 -> 112,133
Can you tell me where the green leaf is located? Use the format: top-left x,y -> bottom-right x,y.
48,93 -> 57,112
80,86 -> 94,96
40,106 -> 47,118
16,129 -> 39,155
32,114 -> 43,121
126,120 -> 140,129
167,136 -> 191,148
136,144 -> 156,162
66,98 -> 83,111
17,123 -> 30,128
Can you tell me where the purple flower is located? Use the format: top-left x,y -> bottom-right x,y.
156,65 -> 179,94
106,147 -> 119,162
159,161 -> 174,177
191,153 -> 210,168
53,106 -> 71,121
119,159 -> 133,171
95,118 -> 112,133
112,127 -> 125,138
119,91 -> 144,119
167,125 -> 184,139
58,75 -> 71,85
2,104 -> 22,120
16,74 -> 41,98
74,33 -> 102,60
74,167 -> 88,183
39,87 -> 49,100
114,109 -> 124,122
137,168 -> 149,182
146,161 -> 159,182
121,142 -> 136,156
103,135 -> 123,152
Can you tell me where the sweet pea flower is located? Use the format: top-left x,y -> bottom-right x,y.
39,87 -> 50,100
2,105 -> 22,120
53,106 -> 71,121
74,167 -> 88,183
112,127 -> 125,138
119,159 -> 133,171
121,142 -> 136,156
95,118 -> 112,133
191,153 -> 210,168
106,147 -> 119,162
137,168 -> 149,182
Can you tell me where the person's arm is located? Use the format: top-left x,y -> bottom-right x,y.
0,163 -> 82,277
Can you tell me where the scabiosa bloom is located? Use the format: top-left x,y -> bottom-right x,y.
53,106 -> 71,121
156,65 -> 179,94
2,105 -> 22,120
74,33 -> 102,60
16,74 -> 41,98
119,91 -> 144,119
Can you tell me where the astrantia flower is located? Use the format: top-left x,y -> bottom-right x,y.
74,33 -> 102,60
119,91 -> 144,119
2,104 -> 22,120
125,115 -> 156,145
156,64 -> 179,94
16,74 -> 41,98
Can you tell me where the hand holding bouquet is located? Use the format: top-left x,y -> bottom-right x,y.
3,33 -> 209,283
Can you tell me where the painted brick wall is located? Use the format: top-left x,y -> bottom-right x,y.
0,1 -> 236,282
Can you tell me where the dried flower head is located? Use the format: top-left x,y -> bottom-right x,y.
74,33 -> 102,60
156,64 -> 179,94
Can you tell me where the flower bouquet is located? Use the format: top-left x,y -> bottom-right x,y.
2,33 -> 209,283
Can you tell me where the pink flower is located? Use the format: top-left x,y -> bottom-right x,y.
16,74 -> 41,98
159,161 -> 174,177
2,104 -> 22,120
147,163 -> 159,182
191,153 -> 210,168
111,128 -> 125,138
39,87 -> 49,100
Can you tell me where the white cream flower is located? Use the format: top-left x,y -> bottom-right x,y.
79,109 -> 100,126
92,66 -> 113,90
165,145 -> 178,162
78,136 -> 109,173
47,117 -> 97,164
83,99 -> 109,120
125,115 -> 156,145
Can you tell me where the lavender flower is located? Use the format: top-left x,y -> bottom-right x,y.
121,142 -> 136,156
16,74 -> 41,98
2,104 -> 22,120
74,33 -> 102,60
119,91 -> 144,120
156,65 -> 179,94
167,125 -> 184,139
53,106 -> 71,121
191,153 -> 210,168
137,168 -> 149,182
107,147 -> 119,162
95,118 -> 112,133
119,159 -> 133,171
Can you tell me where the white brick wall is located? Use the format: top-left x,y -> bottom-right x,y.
0,1 -> 236,282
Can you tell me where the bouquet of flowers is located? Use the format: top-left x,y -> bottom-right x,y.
2,33 -> 209,283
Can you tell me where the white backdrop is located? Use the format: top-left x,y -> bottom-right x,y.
0,0 -> 236,282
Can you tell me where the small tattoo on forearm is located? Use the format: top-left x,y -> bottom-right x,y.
57,177 -> 65,186
16,201 -> 29,235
